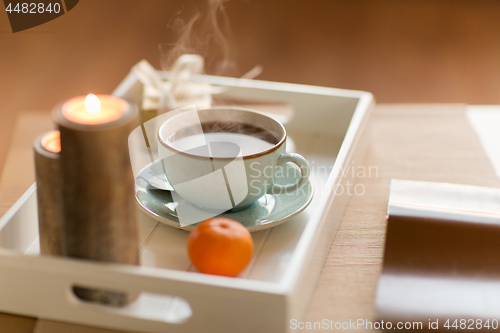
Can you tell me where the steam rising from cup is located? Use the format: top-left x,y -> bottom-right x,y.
160,0 -> 234,76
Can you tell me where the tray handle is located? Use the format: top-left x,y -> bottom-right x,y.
0,253 -> 286,333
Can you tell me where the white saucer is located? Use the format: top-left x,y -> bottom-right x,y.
135,160 -> 313,232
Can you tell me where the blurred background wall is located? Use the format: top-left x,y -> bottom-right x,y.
1,0 -> 500,168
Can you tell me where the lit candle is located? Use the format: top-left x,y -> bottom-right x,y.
40,130 -> 61,153
61,94 -> 127,125
53,94 -> 139,306
34,130 -> 63,256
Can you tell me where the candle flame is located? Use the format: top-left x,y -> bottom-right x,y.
41,130 -> 61,153
85,94 -> 101,113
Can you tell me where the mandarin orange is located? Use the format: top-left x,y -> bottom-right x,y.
187,217 -> 254,277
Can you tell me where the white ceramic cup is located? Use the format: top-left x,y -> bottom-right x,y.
158,108 -> 309,212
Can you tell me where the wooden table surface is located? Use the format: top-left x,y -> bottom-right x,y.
0,104 -> 497,333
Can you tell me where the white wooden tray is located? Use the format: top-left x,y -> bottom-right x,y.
0,72 -> 374,333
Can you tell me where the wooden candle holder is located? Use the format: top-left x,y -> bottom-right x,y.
53,96 -> 139,306
33,130 -> 63,256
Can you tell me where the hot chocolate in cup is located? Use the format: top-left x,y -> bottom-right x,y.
158,108 -> 309,212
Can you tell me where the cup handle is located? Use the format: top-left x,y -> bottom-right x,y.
270,153 -> 310,194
